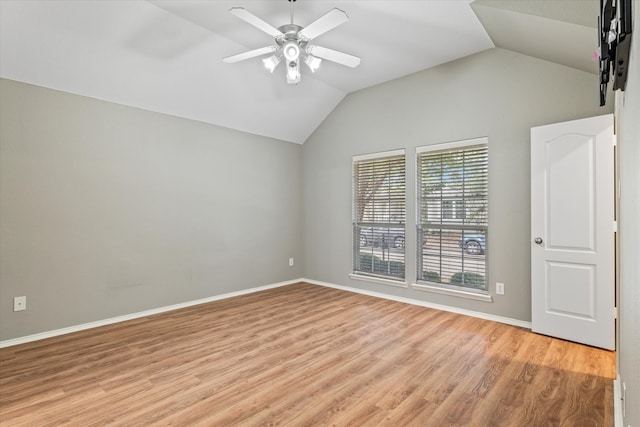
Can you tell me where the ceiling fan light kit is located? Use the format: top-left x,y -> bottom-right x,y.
283,41 -> 300,62
304,55 -> 322,73
286,59 -> 301,84
223,0 -> 360,85
262,55 -> 281,73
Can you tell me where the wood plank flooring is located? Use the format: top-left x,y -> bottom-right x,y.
0,282 -> 615,426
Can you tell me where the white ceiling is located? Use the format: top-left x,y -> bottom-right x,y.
0,0 -> 598,144
472,0 -> 598,75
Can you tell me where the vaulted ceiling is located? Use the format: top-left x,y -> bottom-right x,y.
0,0 -> 599,144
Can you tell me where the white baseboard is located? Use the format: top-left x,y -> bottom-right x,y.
1,277 -> 532,348
0,278 -> 300,348
303,278 -> 532,329
614,375 -> 623,427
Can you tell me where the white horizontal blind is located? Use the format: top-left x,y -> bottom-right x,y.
353,152 -> 405,280
417,141 -> 488,291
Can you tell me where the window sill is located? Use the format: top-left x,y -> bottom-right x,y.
411,282 -> 493,302
349,274 -> 408,288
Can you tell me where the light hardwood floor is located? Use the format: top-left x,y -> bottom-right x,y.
0,282 -> 615,426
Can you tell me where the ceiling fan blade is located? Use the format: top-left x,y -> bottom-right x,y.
307,45 -> 360,68
223,45 -> 278,64
229,7 -> 283,39
298,8 -> 349,41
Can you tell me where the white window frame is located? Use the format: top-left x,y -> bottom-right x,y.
351,149 -> 407,285
414,138 -> 489,296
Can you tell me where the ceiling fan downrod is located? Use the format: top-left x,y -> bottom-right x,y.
289,0 -> 295,25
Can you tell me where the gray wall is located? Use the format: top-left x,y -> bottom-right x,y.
615,2 -> 640,423
302,48 -> 611,322
0,79 -> 303,341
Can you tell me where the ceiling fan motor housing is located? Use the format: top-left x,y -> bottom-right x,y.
278,24 -> 307,43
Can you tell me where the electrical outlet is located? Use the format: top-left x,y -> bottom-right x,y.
496,282 -> 505,295
13,296 -> 26,312
289,257 -> 294,267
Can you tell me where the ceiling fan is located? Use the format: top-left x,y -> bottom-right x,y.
222,0 -> 361,84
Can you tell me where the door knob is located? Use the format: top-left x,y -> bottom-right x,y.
534,237 -> 543,244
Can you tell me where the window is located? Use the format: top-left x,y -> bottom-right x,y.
442,200 -> 466,220
353,150 -> 405,281
417,139 -> 488,292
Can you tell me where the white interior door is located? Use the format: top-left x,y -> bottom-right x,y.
531,114 -> 615,350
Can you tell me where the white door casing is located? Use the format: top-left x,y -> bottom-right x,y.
531,114 -> 615,350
